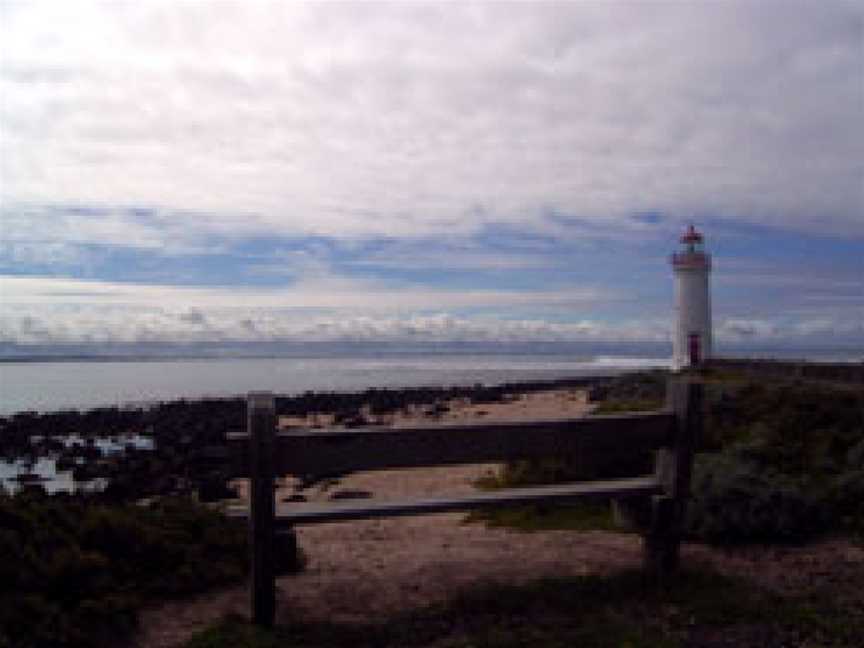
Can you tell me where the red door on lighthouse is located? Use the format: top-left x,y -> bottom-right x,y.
688,333 -> 701,366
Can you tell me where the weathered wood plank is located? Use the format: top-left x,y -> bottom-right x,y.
671,378 -> 701,503
644,494 -> 677,577
227,475 -> 662,526
248,392 -> 276,628
228,412 -> 674,476
645,377 -> 702,578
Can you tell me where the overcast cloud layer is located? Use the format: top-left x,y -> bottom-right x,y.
1,1 -> 862,351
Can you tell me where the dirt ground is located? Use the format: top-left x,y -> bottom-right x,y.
132,388 -> 864,647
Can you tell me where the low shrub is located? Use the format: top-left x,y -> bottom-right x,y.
826,468 -> 864,541
587,370 -> 669,406
592,398 -> 664,414
0,492 -> 249,648
687,449 -> 826,544
689,379 -> 864,545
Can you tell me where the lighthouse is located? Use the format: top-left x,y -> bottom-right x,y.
671,224 -> 712,370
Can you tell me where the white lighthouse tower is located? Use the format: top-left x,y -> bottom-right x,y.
671,224 -> 712,370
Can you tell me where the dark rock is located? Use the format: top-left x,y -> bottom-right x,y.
281,494 -> 307,503
198,476 -> 235,503
329,488 -> 373,500
13,472 -> 44,483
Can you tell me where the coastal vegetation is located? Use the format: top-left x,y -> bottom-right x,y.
473,368 -> 864,545
0,493 -> 247,648
690,373 -> 864,544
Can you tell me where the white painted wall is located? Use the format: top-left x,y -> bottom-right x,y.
672,262 -> 712,370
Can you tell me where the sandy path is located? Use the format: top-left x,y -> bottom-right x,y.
135,515 -> 864,648
135,515 -> 646,647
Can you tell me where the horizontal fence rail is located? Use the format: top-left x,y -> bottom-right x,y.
226,475 -> 663,526
228,411 -> 675,476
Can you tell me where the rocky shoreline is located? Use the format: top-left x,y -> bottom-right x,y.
1,374 -> 646,504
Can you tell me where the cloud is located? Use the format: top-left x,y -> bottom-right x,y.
0,306 -> 670,347
2,3 -> 862,353
0,205 -> 228,256
0,273 -> 614,314
717,318 -> 779,340
0,271 -> 646,346
715,316 -> 863,344
1,273 -> 859,349
348,245 -> 559,272
2,1 -> 862,248
2,304 -> 859,349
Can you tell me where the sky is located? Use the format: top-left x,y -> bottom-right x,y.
0,1 -> 862,354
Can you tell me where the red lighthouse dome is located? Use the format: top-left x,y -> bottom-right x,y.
671,224 -> 710,270
680,224 -> 703,245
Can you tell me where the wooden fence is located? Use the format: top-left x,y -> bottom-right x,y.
227,378 -> 703,627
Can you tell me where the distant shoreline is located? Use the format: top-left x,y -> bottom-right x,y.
0,353 -> 670,417
1,349 -> 861,364
1,355 -> 860,418
0,374 -> 622,419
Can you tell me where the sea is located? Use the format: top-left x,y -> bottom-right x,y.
0,351 -> 672,416
0,344 -> 859,417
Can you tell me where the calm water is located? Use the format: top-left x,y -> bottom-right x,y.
0,353 -> 671,416
0,433 -> 154,494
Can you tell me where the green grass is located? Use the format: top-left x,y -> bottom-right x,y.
184,564 -> 863,648
466,390 -> 663,534
183,617 -> 284,648
468,464 -> 623,533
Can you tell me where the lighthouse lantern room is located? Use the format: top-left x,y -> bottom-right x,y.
671,224 -> 712,370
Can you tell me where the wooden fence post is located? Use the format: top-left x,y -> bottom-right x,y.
248,392 -> 276,627
644,377 -> 702,578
